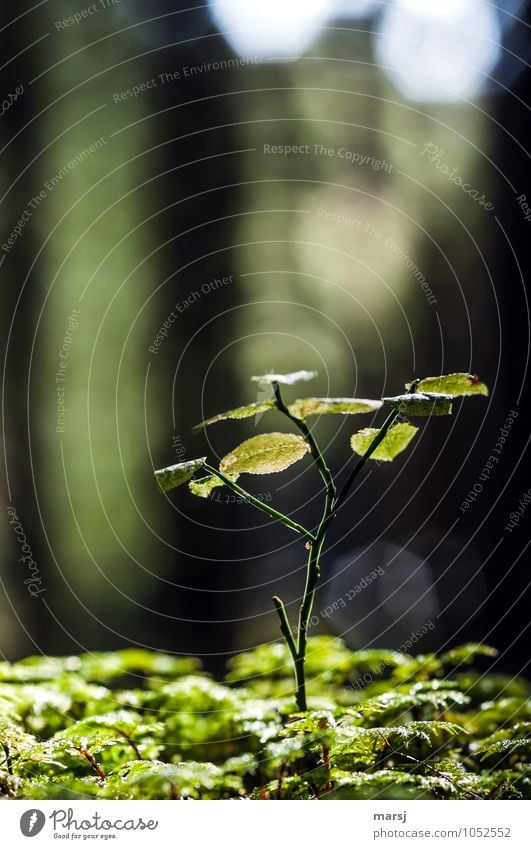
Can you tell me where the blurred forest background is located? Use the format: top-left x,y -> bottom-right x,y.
1,1 -> 529,677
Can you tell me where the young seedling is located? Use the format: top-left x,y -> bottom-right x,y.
154,370 -> 488,711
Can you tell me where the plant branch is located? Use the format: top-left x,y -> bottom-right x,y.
272,383 -> 336,505
272,596 -> 297,661
294,520 -> 331,711
333,379 -> 421,515
271,382 -> 338,711
77,747 -> 107,781
333,408 -> 399,513
203,464 -> 315,540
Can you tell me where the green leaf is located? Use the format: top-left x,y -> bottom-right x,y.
220,433 -> 310,475
440,643 -> 498,668
350,423 -> 418,462
288,397 -> 382,419
477,724 -> 531,761
332,721 -> 464,771
106,760 -> 243,800
251,370 -> 317,386
407,373 -> 489,397
78,649 -> 200,683
383,393 -> 453,416
154,458 -> 206,493
189,473 -> 239,498
326,769 -> 444,800
356,690 -> 470,725
192,400 -> 275,433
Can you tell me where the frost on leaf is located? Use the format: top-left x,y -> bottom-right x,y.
192,400 -> 275,433
154,458 -> 206,493
288,397 -> 382,419
251,370 -> 317,386
407,373 -> 488,397
189,474 -> 239,498
220,433 -> 310,475
350,423 -> 418,462
383,393 -> 453,416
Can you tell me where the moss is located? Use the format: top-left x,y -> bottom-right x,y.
1,639 -> 528,800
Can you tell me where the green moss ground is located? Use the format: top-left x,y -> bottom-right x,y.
0,638 -> 528,800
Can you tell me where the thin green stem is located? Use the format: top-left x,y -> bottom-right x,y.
272,596 -> 297,662
272,382 -> 337,711
272,383 -> 336,505
203,464 -> 315,540
333,379 -> 420,515
333,408 -> 399,513
294,495 -> 334,711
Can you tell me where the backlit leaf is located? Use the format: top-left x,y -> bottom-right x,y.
383,393 -> 453,416
407,373 -> 488,397
251,370 -> 317,386
440,644 -> 498,668
192,400 -> 275,433
288,397 -> 382,419
154,458 -> 206,493
220,433 -> 310,475
350,423 -> 418,462
189,474 -> 239,498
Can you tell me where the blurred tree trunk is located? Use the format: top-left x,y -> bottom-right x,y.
30,3 -> 174,653
0,9 -> 50,657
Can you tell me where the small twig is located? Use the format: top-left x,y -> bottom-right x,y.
333,379 -> 420,514
402,752 -> 482,801
113,727 -> 142,760
272,596 -> 297,662
204,464 -> 315,540
333,408 -> 399,513
375,729 -> 481,800
276,763 -> 286,799
1,743 -> 13,776
272,382 -> 337,712
321,741 -> 332,793
77,747 -> 107,781
272,383 -> 336,507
